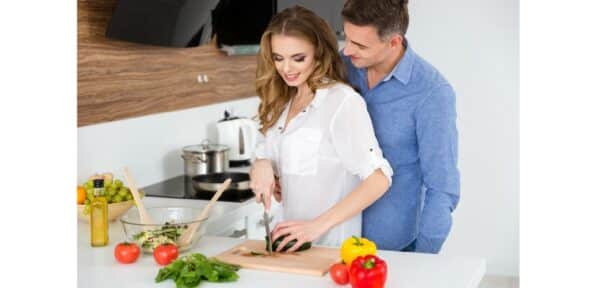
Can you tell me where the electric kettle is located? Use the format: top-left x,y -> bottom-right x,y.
216,111 -> 259,166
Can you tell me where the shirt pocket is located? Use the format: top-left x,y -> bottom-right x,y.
281,127 -> 322,176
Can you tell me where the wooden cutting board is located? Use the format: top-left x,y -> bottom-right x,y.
214,240 -> 340,276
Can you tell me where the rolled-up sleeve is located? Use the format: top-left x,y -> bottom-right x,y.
253,134 -> 267,160
329,93 -> 393,186
253,132 -> 281,176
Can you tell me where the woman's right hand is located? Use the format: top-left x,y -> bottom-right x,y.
249,159 -> 276,211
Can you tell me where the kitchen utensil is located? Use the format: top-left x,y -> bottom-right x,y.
182,140 -> 230,176
177,178 -> 232,247
77,200 -> 134,222
262,196 -> 273,255
216,111 -> 258,165
191,172 -> 250,191
214,240 -> 340,276
120,207 -> 209,253
123,167 -> 153,225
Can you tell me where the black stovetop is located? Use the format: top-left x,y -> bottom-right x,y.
142,175 -> 254,202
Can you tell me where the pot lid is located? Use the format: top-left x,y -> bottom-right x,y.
183,140 -> 229,154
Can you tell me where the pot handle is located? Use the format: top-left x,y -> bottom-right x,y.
200,139 -> 211,149
181,154 -> 208,163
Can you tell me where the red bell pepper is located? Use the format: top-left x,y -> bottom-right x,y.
349,254 -> 387,288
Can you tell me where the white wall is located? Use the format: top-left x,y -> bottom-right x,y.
407,0 -> 519,276
78,0 -> 518,277
77,97 -> 260,186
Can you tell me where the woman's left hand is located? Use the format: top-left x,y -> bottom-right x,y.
270,219 -> 329,252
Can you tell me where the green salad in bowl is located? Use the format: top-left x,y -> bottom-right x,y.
120,207 -> 208,253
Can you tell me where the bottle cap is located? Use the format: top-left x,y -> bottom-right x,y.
93,178 -> 104,188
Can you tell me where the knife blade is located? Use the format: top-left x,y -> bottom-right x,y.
262,197 -> 273,255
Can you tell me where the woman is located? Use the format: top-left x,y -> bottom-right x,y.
250,6 -> 393,251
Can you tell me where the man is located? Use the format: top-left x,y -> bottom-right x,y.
340,0 -> 460,253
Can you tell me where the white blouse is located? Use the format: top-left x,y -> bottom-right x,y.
254,82 -> 393,247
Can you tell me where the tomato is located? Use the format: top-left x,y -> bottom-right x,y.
329,262 -> 350,285
153,243 -> 179,266
114,242 -> 140,264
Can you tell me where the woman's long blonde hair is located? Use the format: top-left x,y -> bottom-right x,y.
256,5 -> 347,133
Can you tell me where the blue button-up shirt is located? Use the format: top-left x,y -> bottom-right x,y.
342,42 -> 460,253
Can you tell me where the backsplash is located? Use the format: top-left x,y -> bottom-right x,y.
77,96 -> 260,186
78,0 -> 257,127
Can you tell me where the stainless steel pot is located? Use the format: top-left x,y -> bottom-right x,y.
181,141 -> 230,176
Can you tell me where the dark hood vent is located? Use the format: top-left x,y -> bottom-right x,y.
106,0 -> 221,47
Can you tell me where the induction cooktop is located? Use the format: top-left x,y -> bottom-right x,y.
142,175 -> 254,202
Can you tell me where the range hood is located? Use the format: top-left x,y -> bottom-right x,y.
106,0 -> 221,48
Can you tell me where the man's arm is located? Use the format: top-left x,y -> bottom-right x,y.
414,83 -> 460,253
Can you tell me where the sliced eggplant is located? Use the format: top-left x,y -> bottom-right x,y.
265,234 -> 312,252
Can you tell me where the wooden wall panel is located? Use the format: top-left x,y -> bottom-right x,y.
78,0 -> 258,126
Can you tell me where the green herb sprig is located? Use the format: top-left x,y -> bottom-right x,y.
155,253 -> 240,288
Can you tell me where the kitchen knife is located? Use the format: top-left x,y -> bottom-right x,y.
262,196 -> 273,255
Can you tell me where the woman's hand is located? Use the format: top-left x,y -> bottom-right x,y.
270,219 -> 329,252
249,159 -> 276,210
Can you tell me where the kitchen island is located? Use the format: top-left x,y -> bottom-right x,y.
78,198 -> 486,288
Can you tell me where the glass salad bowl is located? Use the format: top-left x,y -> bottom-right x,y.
120,207 -> 208,253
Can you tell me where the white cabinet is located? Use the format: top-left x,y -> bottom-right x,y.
200,200 -> 281,240
207,216 -> 247,239
246,202 -> 282,240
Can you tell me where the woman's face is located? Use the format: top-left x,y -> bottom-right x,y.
270,34 -> 316,88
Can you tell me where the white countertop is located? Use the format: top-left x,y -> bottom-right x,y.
78,197 -> 486,288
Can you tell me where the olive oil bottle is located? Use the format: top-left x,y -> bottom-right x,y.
90,178 -> 108,246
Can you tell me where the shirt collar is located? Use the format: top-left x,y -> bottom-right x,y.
382,40 -> 415,85
274,83 -> 328,129
271,85 -> 326,134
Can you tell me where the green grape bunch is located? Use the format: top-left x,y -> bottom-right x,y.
81,173 -> 141,215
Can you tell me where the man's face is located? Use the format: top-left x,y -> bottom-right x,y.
342,22 -> 392,69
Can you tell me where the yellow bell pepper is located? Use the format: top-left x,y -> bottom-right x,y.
340,236 -> 377,266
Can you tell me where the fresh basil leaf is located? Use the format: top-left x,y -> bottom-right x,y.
155,253 -> 239,287
155,259 -> 183,282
